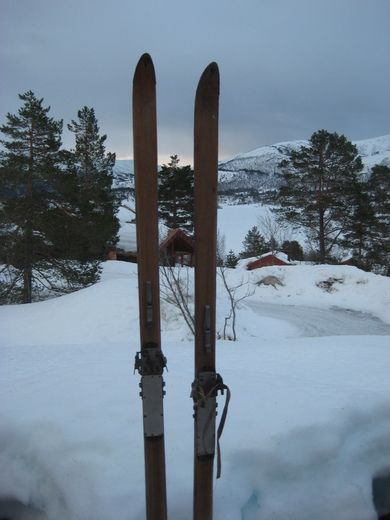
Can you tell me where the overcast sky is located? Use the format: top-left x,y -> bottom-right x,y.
1,0 -> 389,163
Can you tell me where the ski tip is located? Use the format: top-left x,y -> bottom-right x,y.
199,62 -> 219,84
196,62 -> 220,99
133,53 -> 156,86
204,61 -> 219,76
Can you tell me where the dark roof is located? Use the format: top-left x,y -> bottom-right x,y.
159,228 -> 194,252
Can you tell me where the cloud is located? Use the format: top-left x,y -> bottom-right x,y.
1,0 -> 389,161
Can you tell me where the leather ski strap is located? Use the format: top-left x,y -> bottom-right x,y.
215,377 -> 231,479
191,373 -> 231,479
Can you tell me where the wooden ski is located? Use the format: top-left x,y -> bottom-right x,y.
192,62 -> 220,520
133,53 -> 168,520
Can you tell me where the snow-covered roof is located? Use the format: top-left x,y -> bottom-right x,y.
259,251 -> 291,263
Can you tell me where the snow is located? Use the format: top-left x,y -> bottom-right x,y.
217,203 -> 313,256
114,134 -> 390,255
354,134 -> 390,170
1,261 -> 390,519
258,251 -> 290,262
117,204 -> 137,252
116,201 -> 301,257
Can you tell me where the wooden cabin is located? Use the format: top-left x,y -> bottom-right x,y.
159,228 -> 195,267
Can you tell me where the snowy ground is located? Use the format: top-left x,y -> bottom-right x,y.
217,203 -> 308,255
1,261 -> 390,519
117,201 -> 306,256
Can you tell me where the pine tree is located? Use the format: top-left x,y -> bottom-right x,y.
275,130 -> 363,263
367,164 -> 390,274
340,180 -> 377,269
0,91 -> 65,303
225,249 -> 239,268
67,107 -> 119,262
0,96 -> 119,304
158,155 -> 194,234
241,226 -> 268,258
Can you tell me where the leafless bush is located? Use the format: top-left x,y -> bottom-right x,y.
258,209 -> 290,250
218,267 -> 255,341
160,264 -> 195,335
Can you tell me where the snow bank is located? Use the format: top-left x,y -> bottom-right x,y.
222,401 -> 390,520
1,261 -> 390,519
245,264 -> 390,325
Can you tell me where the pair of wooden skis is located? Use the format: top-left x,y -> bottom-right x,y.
133,53 -> 228,520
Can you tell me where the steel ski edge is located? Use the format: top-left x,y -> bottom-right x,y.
192,61 -> 220,520
133,53 -> 168,520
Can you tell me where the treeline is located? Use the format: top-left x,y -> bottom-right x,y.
155,132 -> 390,276
220,131 -> 389,274
0,91 -> 120,304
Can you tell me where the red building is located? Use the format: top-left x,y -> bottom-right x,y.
246,252 -> 291,270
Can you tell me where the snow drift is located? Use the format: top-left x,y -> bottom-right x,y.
1,261 -> 390,519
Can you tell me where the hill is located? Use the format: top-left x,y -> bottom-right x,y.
217,134 -> 390,202
113,135 -> 390,203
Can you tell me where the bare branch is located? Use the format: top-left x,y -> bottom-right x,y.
121,203 -> 136,215
160,262 -> 195,335
218,266 -> 255,341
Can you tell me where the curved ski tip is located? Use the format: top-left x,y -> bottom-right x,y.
139,53 -> 153,66
197,62 -> 219,95
200,62 -> 219,82
207,62 -> 219,74
133,53 -> 155,83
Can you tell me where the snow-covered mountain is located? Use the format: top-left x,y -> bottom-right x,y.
113,135 -> 390,200
112,159 -> 134,189
218,134 -> 390,199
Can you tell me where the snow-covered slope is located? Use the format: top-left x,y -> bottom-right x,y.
112,159 -> 134,189
218,134 -> 390,197
218,140 -> 306,192
1,261 -> 390,519
355,134 -> 390,170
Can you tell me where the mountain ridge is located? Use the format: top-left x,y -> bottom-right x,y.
113,134 -> 390,199
217,134 -> 390,200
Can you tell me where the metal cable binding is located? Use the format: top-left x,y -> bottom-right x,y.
134,343 -> 167,376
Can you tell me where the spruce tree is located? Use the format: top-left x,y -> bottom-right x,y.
67,107 -> 119,262
225,249 -> 239,268
158,155 -> 194,234
275,130 -> 363,263
241,226 -> 268,258
0,91 -> 65,303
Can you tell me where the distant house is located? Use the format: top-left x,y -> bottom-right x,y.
246,251 -> 291,270
159,228 -> 195,267
107,227 -> 195,266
